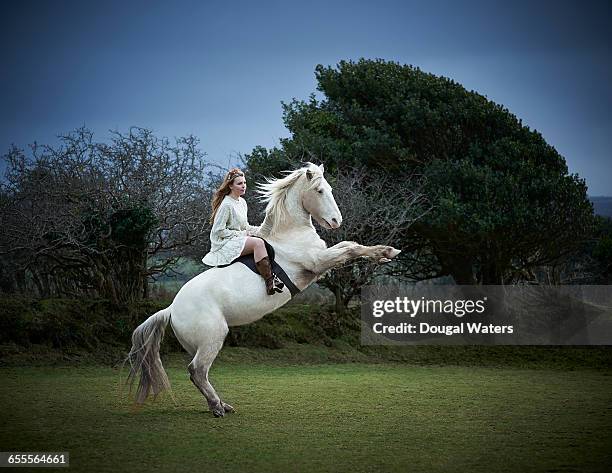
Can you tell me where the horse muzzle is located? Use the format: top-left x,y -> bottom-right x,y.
320,217 -> 341,229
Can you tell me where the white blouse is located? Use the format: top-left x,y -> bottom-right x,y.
202,195 -> 260,266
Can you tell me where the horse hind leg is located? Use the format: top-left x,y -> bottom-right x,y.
187,327 -> 234,417
188,350 -> 234,417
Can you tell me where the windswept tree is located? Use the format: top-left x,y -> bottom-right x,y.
250,59 -> 594,285
0,127 -> 215,302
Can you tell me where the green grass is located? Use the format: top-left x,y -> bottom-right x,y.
1,355 -> 611,472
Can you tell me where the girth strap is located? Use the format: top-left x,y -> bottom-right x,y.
270,260 -> 300,298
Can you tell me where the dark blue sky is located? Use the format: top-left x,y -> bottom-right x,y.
1,0 -> 611,194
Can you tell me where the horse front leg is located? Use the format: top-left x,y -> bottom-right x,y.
313,242 -> 401,275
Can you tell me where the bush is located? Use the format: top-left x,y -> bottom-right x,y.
225,304 -> 360,348
0,298 -> 360,356
0,297 -> 178,352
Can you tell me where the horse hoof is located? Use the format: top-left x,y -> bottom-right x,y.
379,257 -> 391,263
209,402 -> 226,417
385,247 -> 401,258
222,402 -> 235,413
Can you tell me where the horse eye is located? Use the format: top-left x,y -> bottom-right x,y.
317,189 -> 323,194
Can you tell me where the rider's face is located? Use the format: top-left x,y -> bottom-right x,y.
230,176 -> 246,196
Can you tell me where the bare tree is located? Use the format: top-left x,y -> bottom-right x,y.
316,167 -> 430,313
0,127 -> 216,302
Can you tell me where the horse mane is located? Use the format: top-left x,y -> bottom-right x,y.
257,163 -> 323,236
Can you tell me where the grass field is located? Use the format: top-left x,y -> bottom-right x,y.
1,350 -> 611,473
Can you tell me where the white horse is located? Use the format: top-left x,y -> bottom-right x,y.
127,163 -> 401,417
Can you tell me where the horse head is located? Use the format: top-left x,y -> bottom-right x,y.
258,163 -> 343,235
300,164 -> 342,230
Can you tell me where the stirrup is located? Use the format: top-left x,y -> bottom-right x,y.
271,274 -> 284,293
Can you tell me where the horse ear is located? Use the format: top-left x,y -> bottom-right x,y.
318,163 -> 325,173
306,170 -> 313,181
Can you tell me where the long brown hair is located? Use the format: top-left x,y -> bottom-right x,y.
209,167 -> 245,224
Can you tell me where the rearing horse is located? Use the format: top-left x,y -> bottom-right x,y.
127,163 -> 401,416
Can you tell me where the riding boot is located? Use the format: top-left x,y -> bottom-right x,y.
255,257 -> 282,295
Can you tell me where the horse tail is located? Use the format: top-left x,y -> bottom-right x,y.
126,307 -> 172,404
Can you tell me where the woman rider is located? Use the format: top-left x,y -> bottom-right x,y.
202,168 -> 282,295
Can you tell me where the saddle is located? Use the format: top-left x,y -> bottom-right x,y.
218,239 -> 300,297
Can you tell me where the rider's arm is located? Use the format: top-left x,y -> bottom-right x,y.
211,204 -> 247,240
242,199 -> 261,236
246,223 -> 261,236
